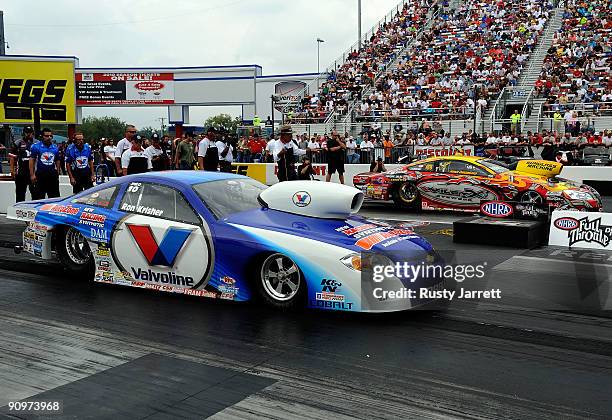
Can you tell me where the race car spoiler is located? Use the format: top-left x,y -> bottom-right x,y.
514,160 -> 562,178
258,181 -> 364,219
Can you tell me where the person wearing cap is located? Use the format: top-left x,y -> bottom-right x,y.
121,135 -> 152,175
114,125 -> 137,176
10,125 -> 36,202
271,125 -> 306,182
29,128 -> 61,199
65,132 -> 95,194
145,133 -> 165,171
346,136 -> 359,164
369,157 -> 387,173
297,156 -> 316,180
197,127 -> 219,171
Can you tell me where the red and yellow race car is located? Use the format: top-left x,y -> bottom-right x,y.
353,156 -> 602,212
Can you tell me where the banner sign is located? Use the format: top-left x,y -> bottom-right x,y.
272,81 -> 306,111
0,58 -> 76,124
549,210 -> 612,250
413,145 -> 474,157
76,72 -> 175,105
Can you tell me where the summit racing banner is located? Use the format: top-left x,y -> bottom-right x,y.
76,72 -> 175,105
549,210 -> 612,250
414,145 -> 474,157
0,58 -> 76,124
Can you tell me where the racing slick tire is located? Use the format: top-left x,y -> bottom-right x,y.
518,190 -> 545,205
257,253 -> 306,310
392,182 -> 421,210
56,226 -> 94,276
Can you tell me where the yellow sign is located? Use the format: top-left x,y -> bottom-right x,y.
515,160 -> 562,178
0,58 -> 76,124
230,163 -> 267,184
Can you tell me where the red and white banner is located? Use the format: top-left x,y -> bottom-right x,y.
76,72 -> 175,105
413,145 -> 474,157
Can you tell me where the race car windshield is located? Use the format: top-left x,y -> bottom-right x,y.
193,178 -> 267,219
479,159 -> 510,174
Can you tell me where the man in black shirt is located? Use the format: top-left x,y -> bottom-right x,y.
325,131 -> 346,184
9,126 -> 36,202
297,156 -> 316,180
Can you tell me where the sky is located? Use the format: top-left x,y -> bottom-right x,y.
2,0 -> 401,129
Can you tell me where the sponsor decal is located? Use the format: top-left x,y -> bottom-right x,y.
419,181 -> 498,207
220,292 -> 236,300
218,285 -> 239,295
310,300 -> 354,310
120,202 -> 164,216
554,217 -> 579,231
321,279 -> 341,293
316,292 -> 345,302
183,289 -> 217,298
292,191 -> 311,207
130,267 -> 194,286
480,201 -> 513,218
79,212 -> 106,227
90,228 -> 108,241
127,224 -> 192,267
564,217 -> 612,248
221,276 -> 236,285
514,203 -> 549,219
15,209 -> 36,219
96,245 -> 110,257
355,229 -> 414,251
40,204 -> 80,215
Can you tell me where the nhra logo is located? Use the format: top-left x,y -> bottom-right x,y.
292,191 -> 311,207
480,201 -> 513,218
127,224 -> 193,267
554,217 -> 579,231
321,279 -> 341,293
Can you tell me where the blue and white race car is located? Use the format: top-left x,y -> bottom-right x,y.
7,172 -> 443,312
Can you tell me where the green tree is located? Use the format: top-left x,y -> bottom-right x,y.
204,114 -> 242,134
138,126 -> 159,139
80,116 -> 127,141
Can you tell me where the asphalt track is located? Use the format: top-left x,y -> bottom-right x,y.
0,200 -> 611,419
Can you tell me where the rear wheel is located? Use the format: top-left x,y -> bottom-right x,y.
519,190 -> 544,204
56,226 -> 94,276
392,182 -> 421,210
257,253 -> 305,309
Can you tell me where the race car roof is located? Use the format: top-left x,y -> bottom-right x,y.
100,171 -> 246,188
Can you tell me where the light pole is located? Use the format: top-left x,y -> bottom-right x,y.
317,38 -> 325,89
358,0 -> 362,51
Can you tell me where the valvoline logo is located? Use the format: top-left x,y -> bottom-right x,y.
127,224 -> 193,267
40,152 -> 55,165
480,201 -> 513,218
554,217 -> 579,231
292,191 -> 311,207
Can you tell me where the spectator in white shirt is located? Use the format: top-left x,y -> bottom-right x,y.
114,125 -> 137,176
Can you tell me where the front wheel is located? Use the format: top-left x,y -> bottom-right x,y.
56,226 -> 94,276
257,253 -> 305,310
392,182 -> 421,210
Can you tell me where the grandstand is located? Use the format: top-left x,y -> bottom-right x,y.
283,0 -> 611,137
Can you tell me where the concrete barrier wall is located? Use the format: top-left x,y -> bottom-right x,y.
1,166 -> 610,213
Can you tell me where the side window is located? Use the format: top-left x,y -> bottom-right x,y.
119,182 -> 200,225
72,186 -> 118,209
438,160 -> 488,176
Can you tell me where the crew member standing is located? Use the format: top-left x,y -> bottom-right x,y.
326,131 -> 346,184
29,128 -> 61,199
114,125 -> 137,176
10,126 -> 36,202
65,132 -> 95,194
216,135 -> 234,172
145,134 -> 165,171
121,135 -> 152,175
198,127 -> 219,171
272,125 -> 305,182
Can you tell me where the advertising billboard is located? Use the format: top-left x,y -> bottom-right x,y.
76,72 -> 175,105
0,58 -> 77,124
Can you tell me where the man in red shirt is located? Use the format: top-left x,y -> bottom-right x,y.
248,133 -> 266,162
